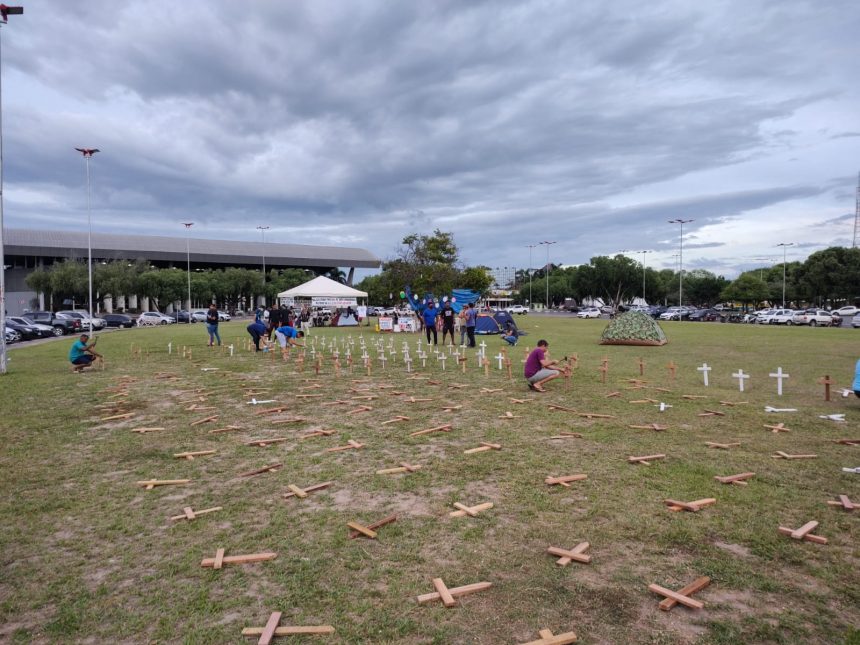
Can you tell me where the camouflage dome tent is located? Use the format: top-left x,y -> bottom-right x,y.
599,311 -> 668,346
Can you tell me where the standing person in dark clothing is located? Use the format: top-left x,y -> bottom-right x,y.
440,301 -> 456,346
205,303 -> 221,346
422,301 -> 439,345
465,302 -> 477,347
268,305 -> 282,339
246,320 -> 267,351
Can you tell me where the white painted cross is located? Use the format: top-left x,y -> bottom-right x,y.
769,367 -> 789,396
379,354 -> 387,370
495,352 -> 505,370
697,363 -> 712,387
229,344 -> 234,357
405,356 -> 413,373
479,341 -> 487,356
438,354 -> 447,371
732,369 -> 749,392
420,353 -> 427,368
417,338 -> 423,349
168,342 -> 172,355
655,402 -> 673,412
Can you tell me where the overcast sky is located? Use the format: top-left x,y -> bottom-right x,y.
2,0 -> 858,279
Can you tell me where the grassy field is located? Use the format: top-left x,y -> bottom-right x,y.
0,317 -> 858,644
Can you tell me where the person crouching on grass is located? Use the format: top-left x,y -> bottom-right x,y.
69,333 -> 102,372
523,339 -> 566,392
275,324 -> 305,358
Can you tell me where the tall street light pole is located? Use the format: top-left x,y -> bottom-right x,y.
182,223 -> 193,320
0,6 -> 23,375
776,243 -> 794,308
525,244 -> 535,307
638,250 -> 652,303
753,257 -> 774,282
539,240 -> 556,310
668,219 -> 693,306
257,225 -> 270,307
75,148 -> 100,335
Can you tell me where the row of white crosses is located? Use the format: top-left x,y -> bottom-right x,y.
697,363 -> 790,396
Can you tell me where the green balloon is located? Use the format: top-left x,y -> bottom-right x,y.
399,291 -> 406,298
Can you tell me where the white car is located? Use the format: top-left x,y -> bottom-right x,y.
767,309 -> 795,325
57,310 -> 107,330
659,307 -> 685,321
577,307 -> 601,319
835,305 -> 859,318
217,311 -> 231,321
506,305 -> 530,315
137,311 -> 175,326
191,310 -> 208,322
852,313 -> 860,329
791,309 -> 833,327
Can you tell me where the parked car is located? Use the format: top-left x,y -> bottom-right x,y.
7,316 -> 54,338
9,316 -> 55,337
217,311 -> 231,321
103,313 -> 135,328
852,313 -> 860,329
834,305 -> 859,318
577,307 -> 601,319
829,311 -> 843,327
768,309 -> 796,325
754,309 -> 776,324
377,307 -> 396,316
190,310 -> 208,322
505,304 -> 530,315
56,310 -> 107,330
173,310 -> 192,323
137,311 -> 175,326
5,327 -> 20,343
791,309 -> 833,327
26,311 -> 81,336
688,308 -> 723,322
659,307 -> 689,321
5,320 -> 41,340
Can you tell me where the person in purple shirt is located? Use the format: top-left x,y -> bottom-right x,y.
524,339 -> 565,392
422,301 -> 439,345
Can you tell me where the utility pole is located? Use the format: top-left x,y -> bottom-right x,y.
75,148 -> 99,334
257,225 -> 270,307
525,244 -> 535,307
776,242 -> 794,308
182,223 -> 193,319
539,240 -> 557,310
668,219 -> 693,306
0,4 -> 24,375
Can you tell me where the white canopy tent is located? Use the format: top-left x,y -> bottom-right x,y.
277,275 -> 368,307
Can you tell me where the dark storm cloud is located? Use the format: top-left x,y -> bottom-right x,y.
2,0 -> 858,272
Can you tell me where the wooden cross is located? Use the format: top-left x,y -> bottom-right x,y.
326,440 -> 364,452
449,501 -> 493,517
732,369 -> 749,392
505,357 -> 513,380
381,416 -> 410,425
598,361 -> 608,383
416,578 -> 492,607
254,405 -> 290,416
719,400 -> 748,407
190,414 -> 219,427
649,576 -> 710,611
509,398 -> 529,404
239,463 -> 283,477
170,506 -> 222,522
826,495 -> 856,511
283,481 -> 333,499
271,417 -> 308,426
666,361 -> 677,380
349,515 -> 396,539
705,441 -> 740,449
463,442 -> 502,454
697,363 -> 712,386
517,628 -> 578,645
763,423 -> 790,433
638,357 -> 646,376
299,429 -> 336,440
577,412 -> 615,419
546,542 -> 591,566
346,405 -> 372,414
376,463 -> 422,475
604,391 -> 621,398
549,432 -> 583,439
201,549 -> 277,569
246,437 -> 290,447
137,479 -> 190,490
441,404 -> 463,412
410,424 -> 452,437
173,450 -> 216,460
818,374 -> 834,401
627,454 -> 665,466
681,394 -> 707,399
714,472 -> 755,486
100,412 -> 136,422
545,474 -> 587,487
547,403 -> 577,412
241,612 -> 334,644
629,398 -> 658,404
499,411 -> 521,419
664,498 -> 716,512
131,427 -> 165,434
769,367 -> 789,396
698,409 -> 725,417
347,516 -> 395,539
833,438 -> 860,446
778,520 -> 827,544
480,387 -> 503,394
772,451 -> 817,459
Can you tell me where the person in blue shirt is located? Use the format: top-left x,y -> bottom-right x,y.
422,301 -> 439,345
246,320 -> 268,351
853,359 -> 860,397
275,324 -> 305,354
68,333 -> 101,372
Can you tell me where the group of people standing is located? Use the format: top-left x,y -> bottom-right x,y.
421,301 -> 478,347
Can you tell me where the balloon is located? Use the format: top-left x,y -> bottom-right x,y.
451,297 -> 456,302
414,294 -> 419,300
442,296 -> 448,302
399,291 -> 405,298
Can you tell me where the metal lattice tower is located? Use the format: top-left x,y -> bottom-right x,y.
854,171 -> 860,248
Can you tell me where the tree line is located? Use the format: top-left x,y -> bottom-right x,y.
25,259 -> 325,312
